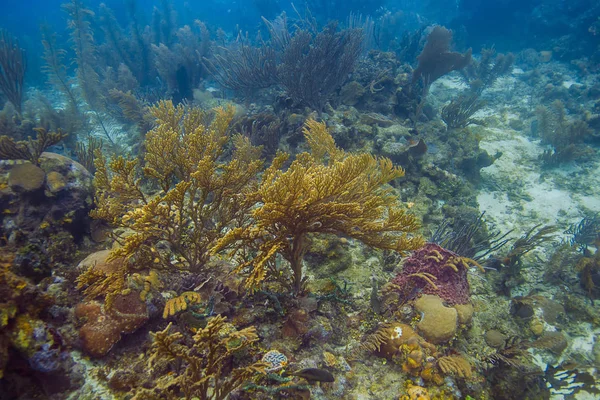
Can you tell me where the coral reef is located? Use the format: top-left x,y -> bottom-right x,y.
0,127 -> 67,166
461,48 -> 515,93
536,100 -> 594,166
0,249 -> 81,393
275,21 -> 364,112
208,14 -> 364,111
441,93 -> 486,129
63,0 -> 103,111
412,26 -> 472,86
437,354 -> 472,378
362,322 -> 435,360
1,1 -> 600,398
0,152 -> 92,280
414,294 -> 458,343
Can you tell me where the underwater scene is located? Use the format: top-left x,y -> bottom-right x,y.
0,0 -> 599,399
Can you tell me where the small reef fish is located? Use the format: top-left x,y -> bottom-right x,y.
285,368 -> 335,383
406,138 -> 428,156
370,275 -> 382,314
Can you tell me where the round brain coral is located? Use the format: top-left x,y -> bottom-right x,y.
414,294 -> 458,344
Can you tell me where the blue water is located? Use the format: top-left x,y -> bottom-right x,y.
2,0 -> 596,87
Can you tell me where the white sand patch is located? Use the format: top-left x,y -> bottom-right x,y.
476,125 -> 600,235
430,75 -> 468,92
569,327 -> 598,354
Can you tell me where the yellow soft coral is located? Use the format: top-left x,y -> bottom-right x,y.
86,100 -> 263,302
134,316 -> 267,400
437,354 -> 473,378
213,119 -> 424,293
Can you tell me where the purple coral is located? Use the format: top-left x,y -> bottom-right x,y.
29,346 -> 62,373
392,243 -> 474,305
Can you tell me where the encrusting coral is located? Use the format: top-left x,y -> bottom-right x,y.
84,100 -> 263,304
212,119 -> 424,293
133,315 -> 267,400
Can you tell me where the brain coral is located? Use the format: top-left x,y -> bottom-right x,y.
414,294 -> 458,344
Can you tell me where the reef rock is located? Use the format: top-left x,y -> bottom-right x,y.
0,153 -> 93,279
45,171 -> 67,194
77,250 -> 123,275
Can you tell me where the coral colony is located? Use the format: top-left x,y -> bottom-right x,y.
0,0 -> 599,399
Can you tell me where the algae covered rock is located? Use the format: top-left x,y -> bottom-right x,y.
0,153 -> 93,280
45,171 -> 67,194
415,294 -> 458,344
38,152 -> 92,195
75,292 -> 149,358
485,330 -> 507,348
0,152 -> 93,243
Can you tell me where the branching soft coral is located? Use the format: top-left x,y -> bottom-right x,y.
86,101 -> 263,302
0,128 -> 67,166
133,315 -> 266,400
213,119 -> 424,293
